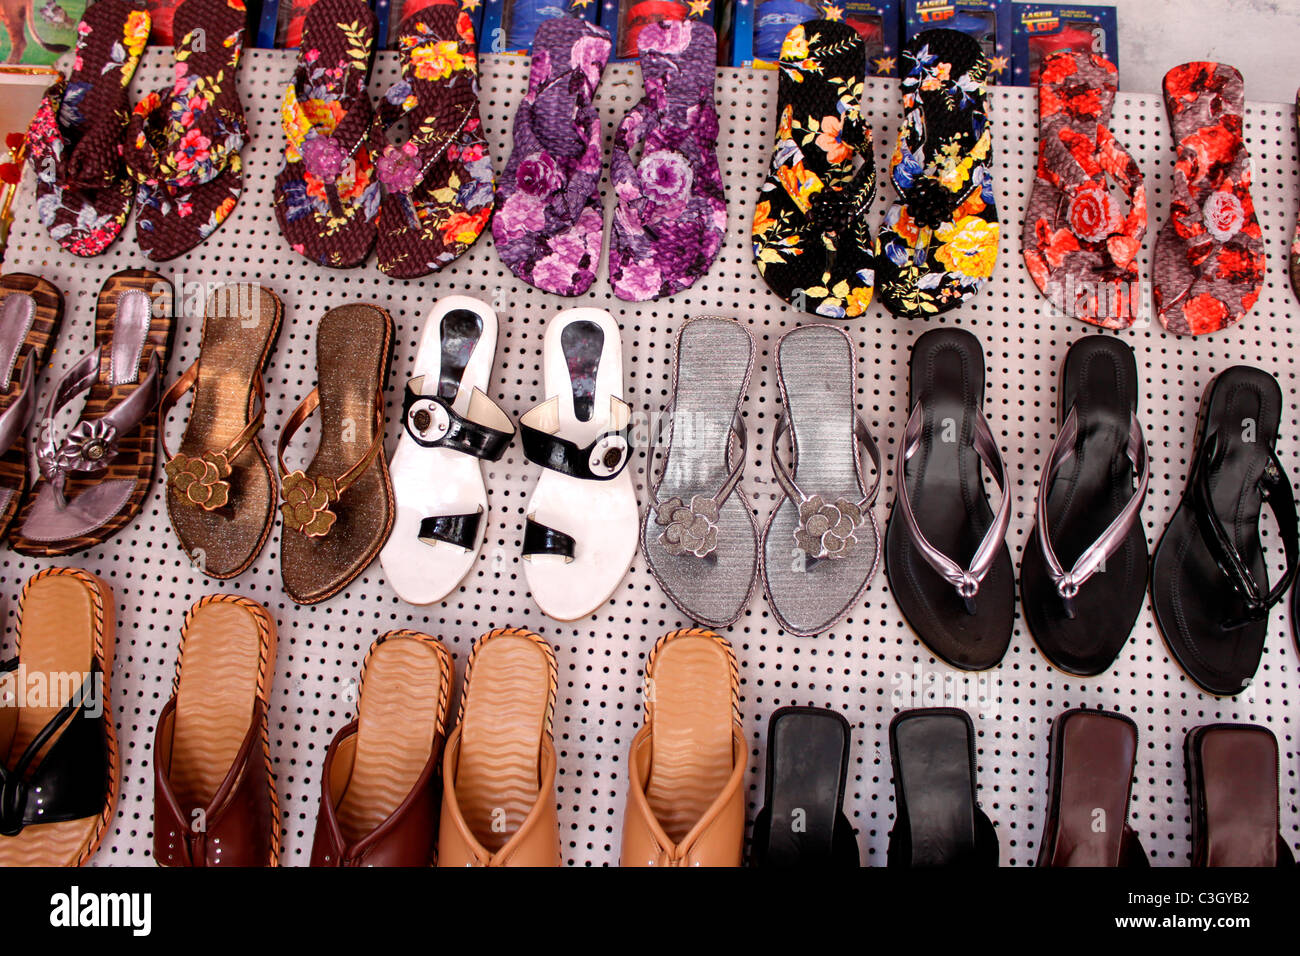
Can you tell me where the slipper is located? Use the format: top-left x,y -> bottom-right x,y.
438,627 -> 560,867
278,303 -> 395,605
750,706 -> 859,867
0,568 -> 117,867
1036,710 -> 1148,868
11,268 -> 175,557
874,29 -> 999,319
887,708 -> 998,868
493,16 -> 611,296
380,295 -> 515,605
884,328 -> 1014,671
274,0 -> 383,269
121,0 -> 249,262
519,308 -> 637,621
159,284 -> 283,579
752,20 -> 878,320
1154,63 -> 1264,336
1022,51 -> 1146,329
373,3 -> 495,279
26,0 -> 151,257
621,627 -> 745,867
642,316 -> 758,629
762,324 -> 880,637
0,274 -> 63,540
1151,366 -> 1298,696
311,629 -> 452,866
1020,336 -> 1150,677
607,19 -> 726,302
153,594 -> 279,867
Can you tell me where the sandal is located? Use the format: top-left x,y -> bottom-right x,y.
11,268 -> 175,557
1020,336 -> 1150,676
159,284 -> 283,579
373,2 -> 494,279
519,308 -> 638,621
0,274 -> 63,539
884,328 -> 1014,671
380,295 -> 515,605
1151,366 -> 1298,696
121,0 -> 249,262
278,303 -> 395,605
642,316 -> 758,629
26,0 -> 151,257
761,324 -> 881,638
0,568 -> 117,867
274,0 -> 383,268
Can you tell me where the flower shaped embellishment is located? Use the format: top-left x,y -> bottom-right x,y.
377,141 -> 421,195
794,495 -> 864,560
1202,189 -> 1244,242
655,494 -> 720,558
280,470 -> 339,538
165,451 -> 232,511
1066,180 -> 1123,244
40,419 -> 119,478
301,134 -> 345,183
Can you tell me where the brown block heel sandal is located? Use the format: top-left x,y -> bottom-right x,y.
621,628 -> 746,867
0,274 -> 63,539
0,568 -> 117,867
439,627 -> 560,867
153,594 -> 279,867
160,284 -> 283,578
11,268 -> 174,556
278,303 -> 395,604
311,630 -> 452,866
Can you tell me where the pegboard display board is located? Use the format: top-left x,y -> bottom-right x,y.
2,48 -> 1297,867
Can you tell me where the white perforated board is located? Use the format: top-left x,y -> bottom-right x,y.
1,48 -> 1296,867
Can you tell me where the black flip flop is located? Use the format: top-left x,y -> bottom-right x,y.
1021,336 -> 1151,676
750,707 -> 859,868
885,328 -> 1014,671
887,708 -> 998,867
1151,366 -> 1299,697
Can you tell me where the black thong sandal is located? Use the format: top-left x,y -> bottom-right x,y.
885,328 -> 1014,671
750,706 -> 859,868
1151,366 -> 1298,697
1021,336 -> 1151,676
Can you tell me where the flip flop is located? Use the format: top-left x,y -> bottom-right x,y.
311,629 -> 452,866
1036,709 -> 1148,868
1151,366 -> 1298,696
884,328 -> 1014,671
373,3 -> 495,279
278,303 -> 395,605
1186,724 -> 1296,867
26,0 -> 150,257
11,269 -> 175,557
121,0 -> 249,262
642,317 -> 758,629
493,16 -> 611,296
519,308 -> 638,621
380,296 -> 515,605
153,594 -> 279,867
0,274 -> 63,539
761,324 -> 881,637
1020,336 -> 1150,676
0,568 -> 117,867
750,706 -> 859,867
159,284 -> 283,579
887,708 -> 998,868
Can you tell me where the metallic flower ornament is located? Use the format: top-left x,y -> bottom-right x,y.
794,495 -> 864,560
655,494 -> 720,558
165,451 -> 232,511
280,470 -> 339,538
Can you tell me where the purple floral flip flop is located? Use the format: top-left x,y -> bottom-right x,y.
493,16 -> 611,296
608,20 -> 726,302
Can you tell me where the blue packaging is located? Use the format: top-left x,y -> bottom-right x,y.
1010,3 -> 1117,86
735,0 -> 899,74
600,0 -> 725,62
478,0 -> 599,54
902,0 -> 1011,83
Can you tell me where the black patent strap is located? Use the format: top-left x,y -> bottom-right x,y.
402,380 -> 514,462
523,517 -> 574,561
520,420 -> 632,481
417,508 -> 483,552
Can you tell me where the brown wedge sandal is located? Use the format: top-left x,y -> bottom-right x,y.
438,627 -> 560,867
11,268 -> 174,556
0,568 -> 117,867
311,630 -> 452,867
278,303 -> 395,604
0,274 -> 63,539
153,594 -> 279,867
160,284 -> 283,578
